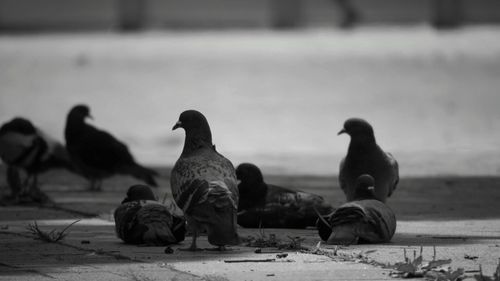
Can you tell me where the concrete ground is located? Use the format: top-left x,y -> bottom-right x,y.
0,168 -> 499,281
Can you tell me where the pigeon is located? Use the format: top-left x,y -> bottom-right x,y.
235,163 -> 334,228
317,174 -> 397,245
114,184 -> 186,245
338,118 -> 399,202
170,110 -> 239,251
64,104 -> 158,191
0,117 -> 74,201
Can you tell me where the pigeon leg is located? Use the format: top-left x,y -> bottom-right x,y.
89,179 -> 95,191
6,166 -> 22,197
96,179 -> 103,191
89,179 -> 102,191
28,174 -> 51,204
179,231 -> 202,251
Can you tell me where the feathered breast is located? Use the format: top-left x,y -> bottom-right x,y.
171,148 -> 238,213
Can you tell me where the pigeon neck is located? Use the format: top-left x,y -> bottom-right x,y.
65,115 -> 86,140
348,135 -> 377,153
181,127 -> 213,155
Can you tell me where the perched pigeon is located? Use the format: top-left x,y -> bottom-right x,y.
338,118 -> 399,202
170,110 -> 239,251
0,117 -> 73,201
236,163 -> 334,228
64,104 -> 158,191
317,174 -> 396,245
114,184 -> 186,245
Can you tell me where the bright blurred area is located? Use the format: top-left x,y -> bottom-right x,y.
1,0 -> 500,176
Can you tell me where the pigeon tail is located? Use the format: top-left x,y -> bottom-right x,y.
323,200 -> 396,244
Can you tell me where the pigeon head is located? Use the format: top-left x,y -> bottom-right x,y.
0,117 -> 36,136
68,104 -> 92,122
338,118 -> 376,144
235,163 -> 268,210
235,163 -> 264,185
353,174 -> 376,200
173,110 -> 213,154
122,184 -> 157,203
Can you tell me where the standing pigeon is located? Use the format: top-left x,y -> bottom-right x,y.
317,174 -> 397,245
0,117 -> 74,201
338,118 -> 399,202
114,184 -> 186,245
64,104 -> 157,191
170,110 -> 239,251
236,163 -> 334,228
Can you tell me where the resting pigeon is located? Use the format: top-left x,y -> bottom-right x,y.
236,163 -> 334,228
114,184 -> 186,245
170,110 -> 239,251
64,104 -> 158,191
317,174 -> 397,245
0,117 -> 73,201
338,118 -> 399,202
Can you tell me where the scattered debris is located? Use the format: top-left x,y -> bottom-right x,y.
164,246 -> 174,254
465,255 -> 479,261
81,240 -> 90,244
266,274 -> 275,277
388,246 -> 462,280
26,219 -> 81,243
244,232 -> 307,250
224,259 -> 276,263
276,253 -> 288,259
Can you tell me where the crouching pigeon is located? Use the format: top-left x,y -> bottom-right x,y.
0,117 -> 74,201
114,184 -> 186,245
338,118 -> 399,202
236,163 -> 334,228
65,104 -> 158,191
171,110 -> 240,251
318,174 -> 396,245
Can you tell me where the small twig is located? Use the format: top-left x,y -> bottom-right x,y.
26,219 -> 81,243
224,259 -> 275,263
313,205 -> 332,229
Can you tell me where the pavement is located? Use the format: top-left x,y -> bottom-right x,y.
0,171 -> 499,281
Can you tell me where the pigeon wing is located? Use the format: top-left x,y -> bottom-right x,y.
75,125 -> 135,171
385,152 -> 399,198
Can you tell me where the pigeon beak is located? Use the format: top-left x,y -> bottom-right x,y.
87,114 -> 94,120
172,121 -> 182,130
337,128 -> 346,135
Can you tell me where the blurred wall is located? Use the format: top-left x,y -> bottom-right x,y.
0,0 -> 499,31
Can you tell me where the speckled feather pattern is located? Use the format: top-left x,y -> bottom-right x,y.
170,147 -> 238,213
114,200 -> 185,245
329,199 -> 396,243
238,184 -> 333,228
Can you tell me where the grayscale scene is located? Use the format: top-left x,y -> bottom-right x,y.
0,1 -> 499,280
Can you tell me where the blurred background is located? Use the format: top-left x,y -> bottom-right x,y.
1,0 -> 500,176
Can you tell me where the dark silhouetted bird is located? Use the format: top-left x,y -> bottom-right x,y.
317,174 -> 396,245
170,110 -> 239,251
64,104 -> 157,191
114,184 -> 186,245
0,117 -> 74,201
235,163 -> 334,228
338,118 -> 399,202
